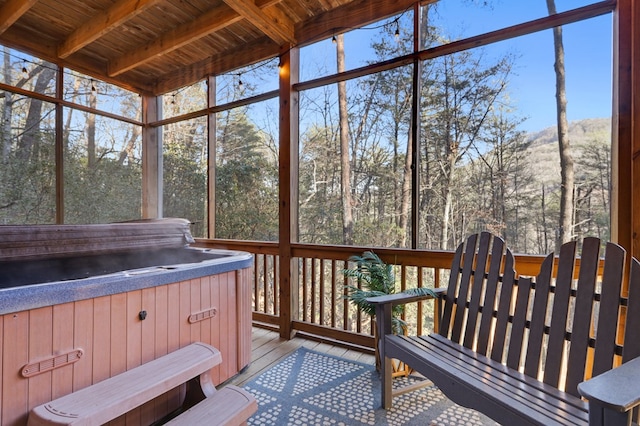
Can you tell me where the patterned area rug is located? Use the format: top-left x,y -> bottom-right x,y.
243,347 -> 499,426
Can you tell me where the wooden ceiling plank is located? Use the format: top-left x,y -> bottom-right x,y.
0,0 -> 39,35
58,0 -> 164,59
153,36 -> 278,95
296,0 -> 423,47
222,0 -> 295,45
108,0 -> 284,77
109,4 -> 243,77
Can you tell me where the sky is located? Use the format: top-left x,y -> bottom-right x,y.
299,0 -> 613,133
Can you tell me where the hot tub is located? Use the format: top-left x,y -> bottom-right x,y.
0,219 -> 253,426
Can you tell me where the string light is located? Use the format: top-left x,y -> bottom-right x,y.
332,35 -> 337,44
90,79 -> 96,92
238,74 -> 243,90
171,93 -> 176,104
395,23 -> 400,41
21,61 -> 28,79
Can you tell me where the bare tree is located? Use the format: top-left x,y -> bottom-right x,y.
336,34 -> 354,245
546,0 -> 574,248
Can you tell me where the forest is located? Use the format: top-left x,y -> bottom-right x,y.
0,1 -> 612,255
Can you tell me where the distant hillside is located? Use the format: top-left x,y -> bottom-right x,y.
523,118 -> 611,187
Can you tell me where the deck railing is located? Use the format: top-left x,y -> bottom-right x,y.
195,239 -> 549,351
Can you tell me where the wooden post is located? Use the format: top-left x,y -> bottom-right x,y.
55,65 -> 64,224
142,94 -> 161,219
611,0 -> 634,256
278,46 -> 300,339
208,75 -> 216,238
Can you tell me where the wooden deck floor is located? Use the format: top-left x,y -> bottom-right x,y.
223,326 -> 376,388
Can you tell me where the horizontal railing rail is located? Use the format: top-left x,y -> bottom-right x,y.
196,239 -> 558,351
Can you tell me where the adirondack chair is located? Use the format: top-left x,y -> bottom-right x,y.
369,232 -> 640,426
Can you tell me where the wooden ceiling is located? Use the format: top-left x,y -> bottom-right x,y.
0,0 -> 417,96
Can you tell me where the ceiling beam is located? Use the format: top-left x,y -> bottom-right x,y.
0,0 -> 38,35
58,0 -> 164,59
153,36 -> 278,95
296,0 -> 426,47
108,0 -> 281,77
222,0 -> 295,45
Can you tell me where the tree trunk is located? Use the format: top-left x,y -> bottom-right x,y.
18,65 -> 55,162
2,49 -> 13,162
87,83 -> 97,168
336,34 -> 354,245
546,0 -> 574,248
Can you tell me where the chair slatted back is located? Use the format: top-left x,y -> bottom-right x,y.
623,258 -> 640,362
438,232 -> 516,353
439,233 -> 634,398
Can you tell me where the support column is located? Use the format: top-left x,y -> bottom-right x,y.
612,0 -> 634,254
207,76 -> 217,238
278,46 -> 300,339
142,94 -> 162,219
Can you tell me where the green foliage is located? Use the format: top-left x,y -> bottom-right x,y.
343,250 -> 436,334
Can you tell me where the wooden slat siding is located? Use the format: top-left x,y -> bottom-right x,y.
92,297 -> 111,390
110,292 -> 128,422
140,288 -> 158,424
623,258 -> 640,362
125,290 -> 143,426
241,268 -> 254,370
219,274 -> 232,382
199,277 -> 212,384
252,254 -> 258,313
4,309 -> 29,425
440,236 -> 476,337
154,283 -> 170,421
450,233 -> 480,343
208,275 -> 221,385
476,238 -> 505,354
28,307 -> 53,416
564,237 -> 601,396
74,299 -> 94,392
165,282 -> 182,412
51,304 -> 75,402
544,241 -> 578,388
592,242 -> 626,376
229,272 -> 240,381
464,232 -> 493,349
506,276 -> 532,369
524,251 -> 554,379
190,279 -> 202,353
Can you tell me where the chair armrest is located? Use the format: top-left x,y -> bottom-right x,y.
367,287 -> 446,307
578,356 -> 640,412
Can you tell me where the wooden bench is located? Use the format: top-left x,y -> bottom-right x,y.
369,232 -> 640,426
28,342 -> 257,426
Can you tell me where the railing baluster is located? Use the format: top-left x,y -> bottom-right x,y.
311,257 -> 316,324
194,240 -> 551,349
331,259 -> 336,328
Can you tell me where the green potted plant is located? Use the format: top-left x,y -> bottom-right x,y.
343,251 -> 436,372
